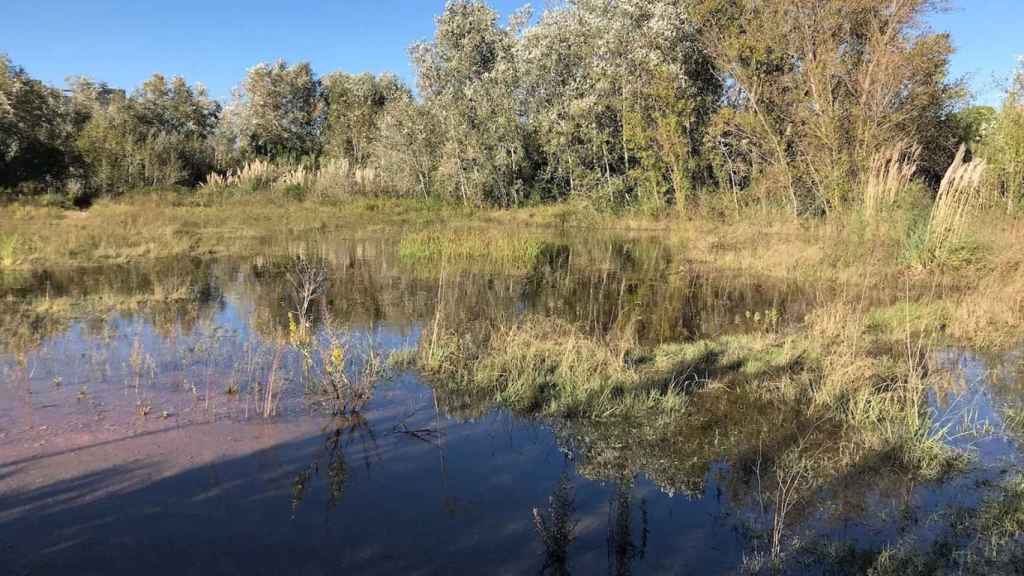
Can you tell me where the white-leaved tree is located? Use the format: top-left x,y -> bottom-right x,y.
235,60 -> 322,161
412,0 -> 532,207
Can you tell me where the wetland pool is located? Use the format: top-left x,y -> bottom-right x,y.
1,236 -> 1022,575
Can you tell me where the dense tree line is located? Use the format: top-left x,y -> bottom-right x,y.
2,0 -> 1022,212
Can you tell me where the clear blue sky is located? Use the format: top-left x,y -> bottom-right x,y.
3,0 -> 1020,105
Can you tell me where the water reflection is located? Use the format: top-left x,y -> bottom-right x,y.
534,469 -> 577,576
0,236 -> 811,358
0,236 -> 1022,574
607,479 -> 649,576
291,413 -> 378,515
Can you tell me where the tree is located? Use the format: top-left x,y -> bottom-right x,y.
235,60 -> 322,160
75,101 -> 180,193
519,0 -> 721,210
0,55 -> 76,195
133,74 -> 219,140
372,96 -> 440,198
412,0 -> 532,207
75,73 -> 220,194
696,0 -> 965,214
980,60 -> 1024,210
322,72 -> 410,166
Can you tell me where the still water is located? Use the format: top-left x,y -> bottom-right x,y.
0,237 -> 1020,575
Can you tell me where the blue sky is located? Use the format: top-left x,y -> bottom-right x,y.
3,0 -> 1020,105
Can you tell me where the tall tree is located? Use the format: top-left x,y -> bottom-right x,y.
321,72 -> 410,166
0,55 -> 76,193
412,0 -> 532,207
519,0 -> 721,210
980,60 -> 1024,210
697,0 -> 965,214
236,60 -> 322,160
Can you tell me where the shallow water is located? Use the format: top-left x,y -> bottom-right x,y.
1,237 -> 1021,575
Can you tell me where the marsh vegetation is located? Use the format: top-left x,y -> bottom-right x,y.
3,0 -> 1024,573
0,234 -> 1022,574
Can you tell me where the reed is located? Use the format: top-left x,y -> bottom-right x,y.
262,341 -> 286,418
863,140 -> 920,222
926,145 -> 987,262
199,159 -> 280,193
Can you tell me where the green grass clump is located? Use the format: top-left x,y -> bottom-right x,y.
0,234 -> 19,269
866,301 -> 952,339
398,229 -> 547,273
420,297 -> 966,481
976,475 -> 1024,546
419,316 -> 689,419
648,334 -> 802,387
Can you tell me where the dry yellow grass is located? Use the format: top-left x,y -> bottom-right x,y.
864,140 -> 920,222
953,253 -> 1024,348
927,145 -> 987,259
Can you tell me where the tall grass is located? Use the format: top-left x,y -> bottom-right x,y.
863,140 -> 920,222
201,158 -> 280,192
419,286 -> 962,476
418,314 -> 692,418
0,234 -> 18,269
925,145 -> 987,262
953,251 -> 1024,348
806,301 -> 957,477
199,157 -> 383,199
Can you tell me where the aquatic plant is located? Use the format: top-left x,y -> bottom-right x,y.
861,474 -> 1024,574
398,228 -> 546,273
261,341 -> 286,418
749,437 -> 823,569
285,253 -> 329,332
419,315 -> 694,419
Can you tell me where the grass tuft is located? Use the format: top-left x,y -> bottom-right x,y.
398,229 -> 547,272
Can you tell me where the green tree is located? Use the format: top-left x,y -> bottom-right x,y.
412,0 -> 532,206
0,55 -> 76,196
519,0 -> 721,210
980,61 -> 1024,210
75,73 -> 220,194
321,72 -> 410,166
235,60 -> 322,160
696,0 -> 964,214
372,96 -> 440,198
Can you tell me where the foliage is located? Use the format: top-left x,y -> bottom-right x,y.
371,96 -> 440,197
321,72 -> 409,166
519,0 -> 721,210
0,1 -> 983,215
75,73 -> 219,196
977,61 -> 1024,211
233,60 -> 322,160
695,0 -> 964,214
412,0 -> 532,207
0,55 -> 78,197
